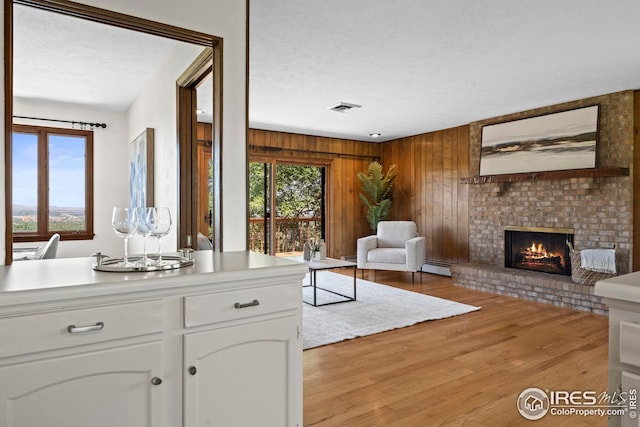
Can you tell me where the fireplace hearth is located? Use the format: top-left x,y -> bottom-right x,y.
505,227 -> 574,276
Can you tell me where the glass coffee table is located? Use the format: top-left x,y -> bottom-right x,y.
288,256 -> 357,306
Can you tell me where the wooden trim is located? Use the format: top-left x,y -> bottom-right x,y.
13,232 -> 94,242
84,127 -> 94,239
634,91 -> 640,270
196,143 -> 212,237
249,144 -> 379,161
269,161 -> 276,254
176,48 -> 213,87
176,44 -> 221,251
38,127 -> 47,230
4,0 -> 12,264
14,0 -> 220,46
177,85 -> 195,249
249,155 -> 332,168
460,166 -> 629,184
212,41 -> 223,252
245,0 -> 250,251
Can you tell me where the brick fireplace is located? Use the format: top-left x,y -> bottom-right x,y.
451,90 -> 634,315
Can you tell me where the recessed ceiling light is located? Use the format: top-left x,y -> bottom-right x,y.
369,133 -> 382,138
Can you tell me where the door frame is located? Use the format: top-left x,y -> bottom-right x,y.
4,0 -> 223,263
249,157 -> 330,256
176,48 -> 221,250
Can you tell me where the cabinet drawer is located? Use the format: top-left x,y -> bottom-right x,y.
0,299 -> 164,358
184,283 -> 299,328
620,321 -> 640,368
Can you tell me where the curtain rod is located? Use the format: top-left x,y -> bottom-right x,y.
13,115 -> 107,129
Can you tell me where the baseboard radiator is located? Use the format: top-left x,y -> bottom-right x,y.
341,256 -> 452,277
421,261 -> 451,277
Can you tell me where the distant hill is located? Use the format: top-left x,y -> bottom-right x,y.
13,205 -> 84,215
12,204 -> 36,215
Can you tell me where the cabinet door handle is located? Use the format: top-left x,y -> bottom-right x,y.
188,366 -> 197,375
67,322 -> 105,334
151,377 -> 162,386
234,299 -> 260,309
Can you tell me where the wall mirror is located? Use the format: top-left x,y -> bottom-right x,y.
5,0 -> 222,264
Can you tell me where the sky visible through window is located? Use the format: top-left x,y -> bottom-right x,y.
13,132 -> 85,208
48,134 -> 86,207
12,132 -> 37,207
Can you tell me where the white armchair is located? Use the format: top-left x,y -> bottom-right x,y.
357,221 -> 426,282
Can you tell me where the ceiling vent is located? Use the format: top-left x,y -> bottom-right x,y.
328,102 -> 362,113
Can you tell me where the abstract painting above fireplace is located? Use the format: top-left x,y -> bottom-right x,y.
505,226 -> 574,276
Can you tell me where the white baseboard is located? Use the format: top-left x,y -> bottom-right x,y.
421,262 -> 451,277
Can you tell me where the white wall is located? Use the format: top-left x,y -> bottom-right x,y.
80,0 -> 248,253
127,42 -> 204,255
13,98 -> 129,259
1,0 -> 248,263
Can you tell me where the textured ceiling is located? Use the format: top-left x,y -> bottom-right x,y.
13,4 -> 185,112
249,0 -> 640,142
13,2 -> 640,143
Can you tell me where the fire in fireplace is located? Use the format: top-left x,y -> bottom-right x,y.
504,227 -> 574,276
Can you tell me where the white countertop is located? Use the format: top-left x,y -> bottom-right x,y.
594,271 -> 640,303
0,251 -> 308,307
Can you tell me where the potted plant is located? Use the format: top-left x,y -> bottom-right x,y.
357,161 -> 398,231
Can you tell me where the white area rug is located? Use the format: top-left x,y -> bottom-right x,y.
303,271 -> 481,349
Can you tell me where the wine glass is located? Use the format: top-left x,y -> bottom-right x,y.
111,207 -> 137,266
134,207 -> 155,267
151,207 -> 172,264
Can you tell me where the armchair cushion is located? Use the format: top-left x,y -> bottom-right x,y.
367,248 -> 406,264
377,221 -> 418,248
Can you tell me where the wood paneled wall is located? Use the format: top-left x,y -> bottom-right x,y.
247,127 -> 471,264
248,129 -> 382,258
381,126 -> 470,265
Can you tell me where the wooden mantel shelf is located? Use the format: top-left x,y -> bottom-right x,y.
459,166 -> 629,184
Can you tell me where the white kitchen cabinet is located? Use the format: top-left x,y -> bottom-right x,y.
184,316 -> 300,427
0,251 -> 306,427
596,272 -> 640,427
0,341 -> 163,427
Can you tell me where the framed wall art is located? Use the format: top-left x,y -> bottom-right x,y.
479,105 -> 599,176
129,127 -> 154,208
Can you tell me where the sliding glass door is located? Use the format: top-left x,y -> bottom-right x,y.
249,161 -> 325,256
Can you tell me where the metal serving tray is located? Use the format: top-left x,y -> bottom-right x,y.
92,254 -> 194,272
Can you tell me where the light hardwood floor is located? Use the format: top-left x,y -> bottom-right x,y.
303,271 -> 609,426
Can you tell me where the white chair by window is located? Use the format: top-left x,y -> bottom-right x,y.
357,221 -> 425,282
197,232 -> 213,250
16,233 -> 60,261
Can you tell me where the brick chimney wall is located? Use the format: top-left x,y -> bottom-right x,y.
467,90 -> 633,275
